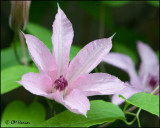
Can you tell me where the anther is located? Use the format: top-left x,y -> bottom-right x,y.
54,76 -> 68,91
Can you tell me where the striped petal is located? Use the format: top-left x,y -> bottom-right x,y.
52,4 -> 74,77
66,36 -> 113,85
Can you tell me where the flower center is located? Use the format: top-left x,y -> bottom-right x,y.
54,75 -> 68,91
149,76 -> 158,89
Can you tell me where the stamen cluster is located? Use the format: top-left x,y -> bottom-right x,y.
54,76 -> 68,91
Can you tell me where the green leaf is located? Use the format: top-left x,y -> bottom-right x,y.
120,92 -> 159,116
1,100 -> 45,127
112,42 -> 138,64
40,100 -> 125,127
26,22 -> 81,61
1,44 -> 31,70
102,1 -> 130,7
147,1 -> 159,7
1,65 -> 38,95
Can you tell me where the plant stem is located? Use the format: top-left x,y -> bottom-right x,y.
99,86 -> 159,127
136,108 -> 141,127
13,33 -> 22,64
46,99 -> 52,110
151,85 -> 159,94
126,106 -> 137,112
99,88 -> 159,128
123,102 -> 130,112
125,112 -> 136,116
123,116 -> 137,125
98,105 -> 138,127
98,122 -> 111,127
51,100 -> 56,117
124,108 -> 141,127
33,96 -> 39,102
19,31 -> 28,65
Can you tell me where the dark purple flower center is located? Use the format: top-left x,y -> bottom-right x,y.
149,76 -> 158,89
54,76 -> 68,91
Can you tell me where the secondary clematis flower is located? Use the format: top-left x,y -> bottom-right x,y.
103,41 -> 159,105
18,4 -> 127,116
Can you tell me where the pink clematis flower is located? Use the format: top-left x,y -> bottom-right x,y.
103,41 -> 159,105
18,4 -> 127,116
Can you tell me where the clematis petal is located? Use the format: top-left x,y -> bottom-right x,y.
18,72 -> 53,95
68,73 -> 127,96
51,89 -> 90,116
138,41 -> 158,72
112,86 -> 141,105
24,34 -> 57,80
52,4 -> 74,77
137,41 -> 159,88
67,36 -> 113,85
64,89 -> 90,116
103,52 -> 142,89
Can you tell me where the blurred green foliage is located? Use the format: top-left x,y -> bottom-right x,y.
78,1 -> 115,31
1,43 -> 31,70
102,1 -> 130,7
103,1 -> 159,7
1,101 -> 46,127
147,1 -> 159,7
1,1 -> 159,127
1,65 -> 38,95
26,23 -> 52,50
1,44 -> 21,70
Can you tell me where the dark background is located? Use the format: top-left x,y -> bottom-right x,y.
1,1 -> 159,127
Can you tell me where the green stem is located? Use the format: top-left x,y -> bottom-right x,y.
123,112 -> 137,125
98,122 -> 111,127
136,108 -> 141,127
99,104 -> 141,127
151,85 -> 159,94
33,96 -> 39,102
45,98 -> 52,110
45,98 -> 56,118
124,108 -> 141,127
123,116 -> 137,125
19,31 -> 28,65
51,100 -> 56,117
126,106 -> 137,112
125,112 -> 136,116
13,33 -> 22,64
123,102 -> 130,112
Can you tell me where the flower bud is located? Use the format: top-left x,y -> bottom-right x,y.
9,1 -> 31,32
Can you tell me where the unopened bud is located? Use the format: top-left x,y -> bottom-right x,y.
9,1 -> 31,32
